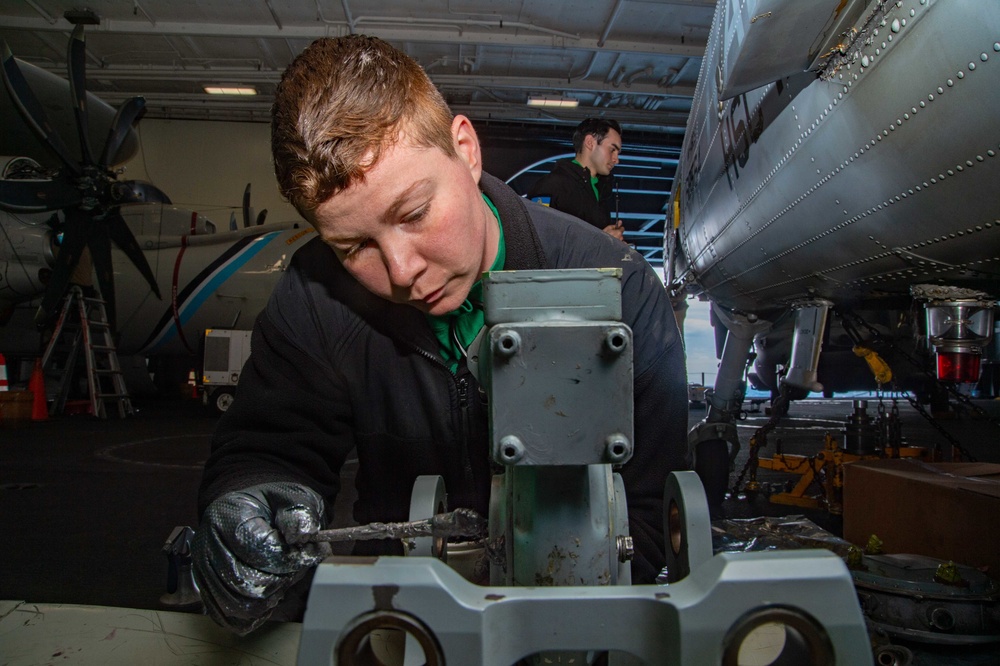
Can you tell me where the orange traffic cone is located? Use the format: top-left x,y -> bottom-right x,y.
188,369 -> 198,399
29,358 -> 48,422
0,352 -> 8,392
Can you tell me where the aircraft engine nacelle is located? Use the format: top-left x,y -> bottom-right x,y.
0,221 -> 53,310
0,156 -> 56,310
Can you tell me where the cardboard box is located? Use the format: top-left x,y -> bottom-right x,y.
843,459 -> 1000,580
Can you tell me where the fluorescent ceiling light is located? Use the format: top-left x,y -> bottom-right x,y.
204,86 -> 257,96
527,96 -> 579,108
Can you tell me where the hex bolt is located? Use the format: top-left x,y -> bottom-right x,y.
494,330 -> 521,358
617,535 -> 634,562
604,327 -> 629,354
498,435 -> 526,464
605,433 -> 632,463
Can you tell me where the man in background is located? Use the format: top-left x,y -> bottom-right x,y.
528,118 -> 624,241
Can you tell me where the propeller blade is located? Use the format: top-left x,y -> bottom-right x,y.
105,209 -> 162,300
35,208 -> 91,326
1,43 -> 82,176
242,183 -> 251,228
100,96 -> 146,167
68,25 -> 95,167
0,178 -> 81,213
89,218 -> 116,329
256,209 -> 268,226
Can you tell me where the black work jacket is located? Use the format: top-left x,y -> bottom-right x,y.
198,172 -> 688,583
527,158 -> 617,230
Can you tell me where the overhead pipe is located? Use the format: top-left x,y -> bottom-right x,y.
658,65 -> 683,88
352,16 -> 580,40
569,52 -> 599,83
132,0 -> 157,25
597,0 -> 627,48
314,2 -> 579,41
623,65 -> 652,87
25,0 -> 57,24
339,0 -> 356,34
263,0 -> 282,30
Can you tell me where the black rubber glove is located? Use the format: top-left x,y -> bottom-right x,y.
192,482 -> 332,634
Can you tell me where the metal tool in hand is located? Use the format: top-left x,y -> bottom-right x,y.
307,507 -> 486,544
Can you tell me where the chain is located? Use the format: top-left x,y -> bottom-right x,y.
835,308 -> 1000,428
903,392 -> 978,462
730,387 -> 790,495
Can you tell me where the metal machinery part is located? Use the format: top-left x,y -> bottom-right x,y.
784,300 -> 832,394
852,553 -> 1000,645
297,269 -> 873,665
843,399 -> 880,456
476,269 -> 634,592
922,296 -> 997,383
688,303 -> 773,514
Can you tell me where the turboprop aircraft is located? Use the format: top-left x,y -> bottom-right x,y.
0,26 -> 313,386
669,0 -> 1000,509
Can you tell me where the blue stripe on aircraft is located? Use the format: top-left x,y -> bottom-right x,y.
145,232 -> 281,352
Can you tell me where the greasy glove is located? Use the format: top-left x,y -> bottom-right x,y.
192,482 -> 332,634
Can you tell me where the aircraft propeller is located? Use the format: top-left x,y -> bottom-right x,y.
0,25 -> 161,329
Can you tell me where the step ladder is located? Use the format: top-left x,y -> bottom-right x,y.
41,287 -> 133,419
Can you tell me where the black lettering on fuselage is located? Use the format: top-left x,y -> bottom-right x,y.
720,92 -> 764,189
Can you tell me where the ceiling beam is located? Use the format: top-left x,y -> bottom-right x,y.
95,91 -> 689,132
36,62 -> 696,100
2,16 -> 707,58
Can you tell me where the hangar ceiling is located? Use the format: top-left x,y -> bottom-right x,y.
0,0 -> 718,264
